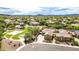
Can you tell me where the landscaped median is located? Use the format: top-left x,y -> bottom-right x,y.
0,26 -> 40,51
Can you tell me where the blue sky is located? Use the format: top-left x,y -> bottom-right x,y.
0,0 -> 79,15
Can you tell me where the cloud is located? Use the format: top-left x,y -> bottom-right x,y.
0,7 -> 20,15
0,0 -> 79,15
0,7 -> 79,15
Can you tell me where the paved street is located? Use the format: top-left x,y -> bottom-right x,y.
19,43 -> 79,51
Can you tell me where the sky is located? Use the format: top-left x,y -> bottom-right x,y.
0,0 -> 79,15
0,0 -> 79,9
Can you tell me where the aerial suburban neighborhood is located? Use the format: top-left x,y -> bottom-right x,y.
0,15 -> 79,51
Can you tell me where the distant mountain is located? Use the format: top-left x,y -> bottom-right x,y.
0,13 -> 12,16
0,7 -> 79,15
65,14 -> 79,16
